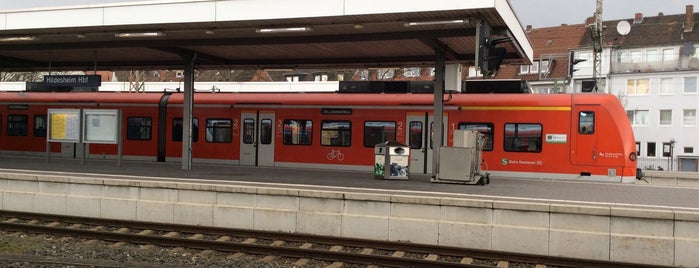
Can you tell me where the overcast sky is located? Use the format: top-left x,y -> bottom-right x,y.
0,0 -> 696,29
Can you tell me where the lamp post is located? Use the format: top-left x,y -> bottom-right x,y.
670,138 -> 676,171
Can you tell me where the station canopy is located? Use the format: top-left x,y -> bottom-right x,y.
0,0 -> 533,71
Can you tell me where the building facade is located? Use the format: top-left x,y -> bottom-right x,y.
574,5 -> 698,171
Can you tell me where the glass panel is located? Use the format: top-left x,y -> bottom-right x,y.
659,110 -> 672,126
260,119 -> 272,145
408,121 -> 423,149
458,123 -> 494,151
321,121 -> 351,147
283,119 -> 312,145
7,114 -> 28,136
578,111 -> 594,134
647,142 -> 656,157
243,118 -> 255,144
363,121 -> 396,147
684,77 -> 697,93
126,117 -> 151,140
503,123 -> 542,153
636,79 -> 649,94
205,119 -> 232,143
660,78 -> 673,95
684,109 -> 696,126
34,115 -> 47,137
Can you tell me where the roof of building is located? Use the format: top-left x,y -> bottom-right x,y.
580,10 -> 698,48
493,24 -> 587,80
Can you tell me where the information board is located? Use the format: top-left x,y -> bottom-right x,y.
83,109 -> 120,144
47,109 -> 81,143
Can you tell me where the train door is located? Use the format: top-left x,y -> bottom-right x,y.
406,113 -> 447,174
572,105 -> 598,165
239,111 -> 275,166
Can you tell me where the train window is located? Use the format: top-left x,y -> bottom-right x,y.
458,123 -> 494,151
34,115 -> 47,137
578,111 -> 595,134
126,117 -> 152,140
260,119 -> 273,145
408,121 -> 423,149
364,121 -> 396,147
242,119 -> 255,144
283,119 -> 312,145
205,119 -> 232,143
171,118 -> 199,142
7,114 -> 28,136
503,123 -> 542,153
321,121 -> 351,147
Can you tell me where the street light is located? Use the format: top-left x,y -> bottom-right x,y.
670,138 -> 676,171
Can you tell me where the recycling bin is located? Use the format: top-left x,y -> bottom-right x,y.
374,141 -> 410,180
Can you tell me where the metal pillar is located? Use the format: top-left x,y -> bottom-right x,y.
432,44 -> 446,177
181,53 -> 196,170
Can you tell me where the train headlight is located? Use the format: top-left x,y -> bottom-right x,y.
629,152 -> 637,161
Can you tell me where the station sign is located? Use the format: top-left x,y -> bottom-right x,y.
44,75 -> 101,87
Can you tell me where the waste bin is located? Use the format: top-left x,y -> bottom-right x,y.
374,141 -> 410,180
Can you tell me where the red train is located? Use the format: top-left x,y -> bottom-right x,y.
0,90 -> 638,183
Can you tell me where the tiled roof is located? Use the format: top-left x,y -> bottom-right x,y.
580,12 -> 698,48
493,24 -> 587,80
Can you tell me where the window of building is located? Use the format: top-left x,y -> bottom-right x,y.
359,69 -> 369,80
684,147 -> 694,154
408,121 -> 423,149
683,109 -> 697,126
540,60 -> 550,73
126,117 -> 152,140
659,110 -> 672,126
172,118 -> 198,142
503,123 -> 542,153
636,142 -> 641,155
283,119 -> 312,145
626,79 -> 649,95
468,66 -> 483,78
457,123 -> 494,151
646,49 -> 658,62
403,67 -> 421,78
647,142 -> 656,157
684,77 -> 697,94
662,142 -> 672,157
363,121 -> 396,147
321,121 -> 351,147
627,110 -> 649,126
530,61 -> 539,73
519,60 -> 550,74
520,65 -> 529,74
660,78 -> 674,95
630,50 -> 642,63
7,114 -> 28,136
34,115 -> 47,137
578,111 -> 595,134
314,74 -> 328,82
662,48 -> 675,62
377,69 -> 395,80
205,119 -> 232,143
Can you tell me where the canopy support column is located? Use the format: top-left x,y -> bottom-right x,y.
181,53 -> 196,170
432,44 -> 446,177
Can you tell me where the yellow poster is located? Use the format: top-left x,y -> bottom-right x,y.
50,114 -> 66,139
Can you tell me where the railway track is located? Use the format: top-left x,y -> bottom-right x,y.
0,210 -> 662,268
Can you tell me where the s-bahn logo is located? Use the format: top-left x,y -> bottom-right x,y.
501,158 -> 508,165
